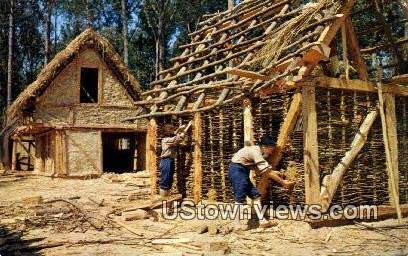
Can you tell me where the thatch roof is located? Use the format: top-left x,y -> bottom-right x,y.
7,28 -> 141,121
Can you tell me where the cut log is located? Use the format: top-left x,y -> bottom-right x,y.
151,238 -> 191,245
122,209 -> 149,221
123,194 -> 182,212
308,204 -> 408,228
35,206 -> 72,216
320,110 -> 378,212
21,196 -> 43,205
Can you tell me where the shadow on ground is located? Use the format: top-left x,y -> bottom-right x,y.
0,225 -> 43,256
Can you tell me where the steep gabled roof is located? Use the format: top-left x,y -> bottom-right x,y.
127,0 -> 407,121
126,0 -> 349,120
7,28 -> 141,121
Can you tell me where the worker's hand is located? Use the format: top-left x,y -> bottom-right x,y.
282,180 -> 295,190
274,170 -> 286,179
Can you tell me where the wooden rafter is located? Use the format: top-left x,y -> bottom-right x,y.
126,0 -> 351,121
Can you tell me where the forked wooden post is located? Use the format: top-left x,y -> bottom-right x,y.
302,86 -> 320,205
147,118 -> 158,195
193,112 -> 203,203
320,110 -> 378,212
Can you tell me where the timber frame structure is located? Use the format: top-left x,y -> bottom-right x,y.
1,29 -> 148,178
127,0 -> 408,213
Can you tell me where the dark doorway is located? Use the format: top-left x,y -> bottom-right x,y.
102,132 -> 146,173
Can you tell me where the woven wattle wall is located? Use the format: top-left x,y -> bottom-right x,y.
252,89 -> 407,207
200,103 -> 244,202
396,96 -> 408,205
156,90 -> 407,207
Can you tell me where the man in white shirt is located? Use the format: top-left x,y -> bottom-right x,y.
159,123 -> 188,198
229,134 -> 295,230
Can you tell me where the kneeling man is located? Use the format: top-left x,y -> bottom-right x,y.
229,134 -> 294,230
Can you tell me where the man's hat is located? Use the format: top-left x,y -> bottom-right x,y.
260,134 -> 276,146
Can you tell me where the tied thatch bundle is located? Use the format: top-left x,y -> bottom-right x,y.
283,161 -> 299,183
255,0 -> 341,68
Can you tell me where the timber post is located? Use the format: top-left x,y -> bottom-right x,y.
302,85 -> 320,205
11,139 -> 17,171
383,93 -> 400,207
193,112 -> 203,203
243,98 -> 256,203
147,118 -> 158,196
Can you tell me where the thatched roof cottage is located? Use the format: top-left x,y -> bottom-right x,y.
1,28 -> 148,177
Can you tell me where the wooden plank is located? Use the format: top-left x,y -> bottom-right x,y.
344,17 -> 368,81
302,43 -> 331,64
11,140 -> 17,171
308,204 -> 408,228
302,86 -> 320,205
270,92 -> 302,167
224,67 -> 270,81
61,131 -> 68,176
377,82 -> 402,222
193,113 -> 202,203
341,24 -> 350,80
313,76 -> 408,96
390,74 -> 408,85
147,118 -> 158,195
320,110 -> 378,212
318,0 -> 356,45
383,93 -> 400,207
289,0 -> 355,84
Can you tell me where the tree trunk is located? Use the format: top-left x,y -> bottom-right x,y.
399,0 -> 408,71
158,35 -> 165,77
7,0 -> 14,107
54,7 -> 57,54
85,0 -> 92,27
155,38 -> 160,81
44,0 -> 52,66
121,0 -> 129,66
228,0 -> 234,10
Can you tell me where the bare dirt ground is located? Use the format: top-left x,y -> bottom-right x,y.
0,172 -> 407,256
